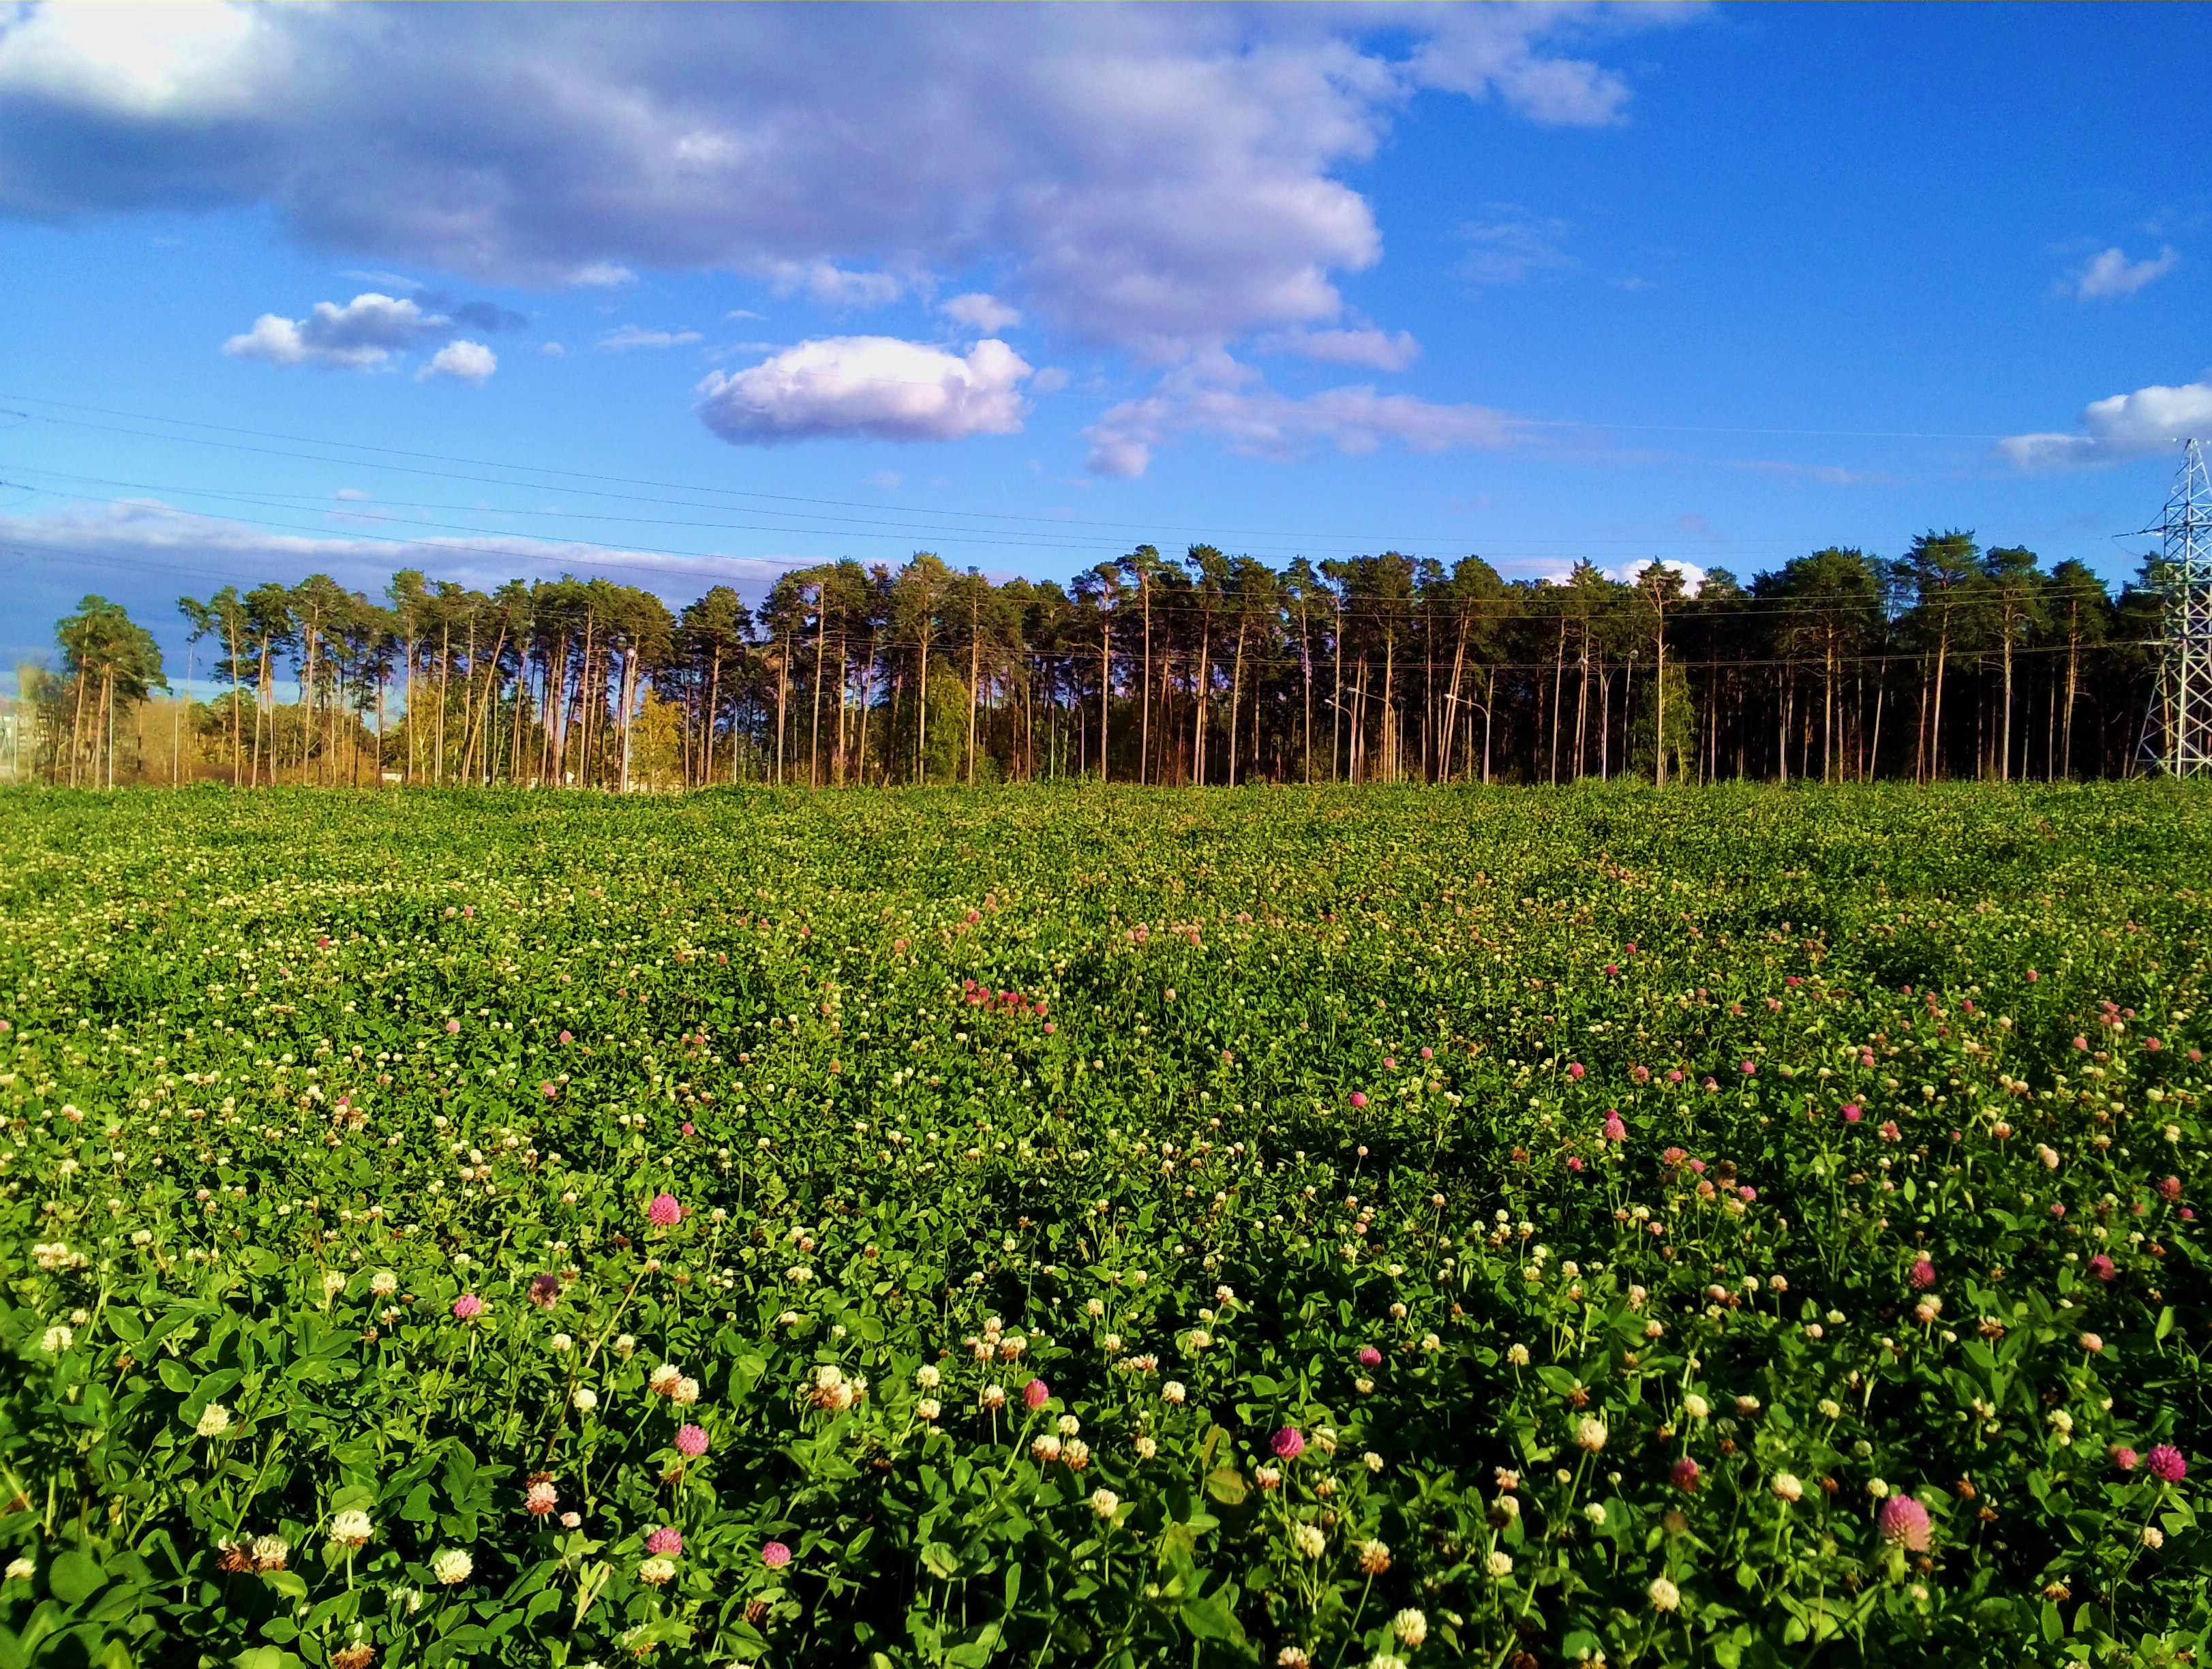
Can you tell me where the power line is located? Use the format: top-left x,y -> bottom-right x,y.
1,392 -> 1905,560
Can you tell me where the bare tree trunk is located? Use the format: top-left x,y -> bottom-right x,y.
1097,622 -> 1110,783
1140,577 -> 1151,787
1549,617 -> 1566,786
1380,633 -> 1397,783
1440,613 -> 1468,781
810,590 -> 828,788
2052,633 -> 2070,779
2001,630 -> 2015,783
1299,608 -> 1315,783
1191,627 -> 1209,785
1930,627 -> 1950,781
967,599 -> 981,787
1227,620 -> 1247,786
1329,606 -> 1344,782
776,634 -> 790,787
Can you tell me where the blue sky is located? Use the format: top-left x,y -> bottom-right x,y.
3,2 -> 2209,692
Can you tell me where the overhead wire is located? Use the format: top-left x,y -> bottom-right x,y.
0,393 -> 1905,562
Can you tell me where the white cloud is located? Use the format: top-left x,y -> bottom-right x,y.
1084,356 -> 1514,477
1255,325 -> 1421,371
222,291 -> 444,369
1404,9 -> 1635,127
599,325 -> 704,350
2000,374 -> 2212,470
868,470 -> 904,491
0,496 -> 795,605
0,7 -> 1665,355
540,341 -> 566,357
2073,245 -> 2180,301
697,335 -> 1033,445
725,308 -> 766,321
339,267 -> 423,292
418,339 -> 496,384
941,292 -> 1023,332
1537,557 -> 1708,594
1460,211 -> 1577,286
768,260 -> 907,310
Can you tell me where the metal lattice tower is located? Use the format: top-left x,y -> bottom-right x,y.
2138,438 -> 2212,775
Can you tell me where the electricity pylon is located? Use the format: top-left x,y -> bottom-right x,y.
2138,438 -> 2212,776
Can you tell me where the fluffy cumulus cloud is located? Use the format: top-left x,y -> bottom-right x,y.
222,291 -> 440,368
698,336 -> 1033,445
0,4 -> 1659,357
1084,355 -> 1514,478
2073,245 -> 2180,301
221,290 -> 500,380
417,339 -> 496,385
1539,556 -> 1708,593
1999,374 -> 2212,470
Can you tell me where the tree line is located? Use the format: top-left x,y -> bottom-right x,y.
9,532 -> 2173,790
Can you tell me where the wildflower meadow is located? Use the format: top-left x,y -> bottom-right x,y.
0,782 -> 2205,1668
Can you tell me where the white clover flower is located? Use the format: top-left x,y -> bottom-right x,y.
1648,1576 -> 1681,1612
1584,1503 -> 1607,1525
1391,1608 -> 1427,1648
40,1325 -> 72,1354
194,1403 -> 232,1439
431,1548 -> 473,1585
1771,1473 -> 1804,1503
370,1270 -> 399,1297
573,1387 -> 599,1412
1684,1394 -> 1710,1420
637,1556 -> 676,1587
1,1559 -> 31,1582
1506,1344 -> 1530,1366
1134,1434 -> 1158,1459
329,1510 -> 373,1550
1292,1523 -> 1326,1559
1162,1381 -> 1186,1406
1485,1550 -> 1513,1578
1089,1488 -> 1119,1520
915,1364 -> 941,1389
1575,1418 -> 1608,1454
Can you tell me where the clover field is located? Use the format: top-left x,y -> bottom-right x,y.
0,783 -> 2207,1669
